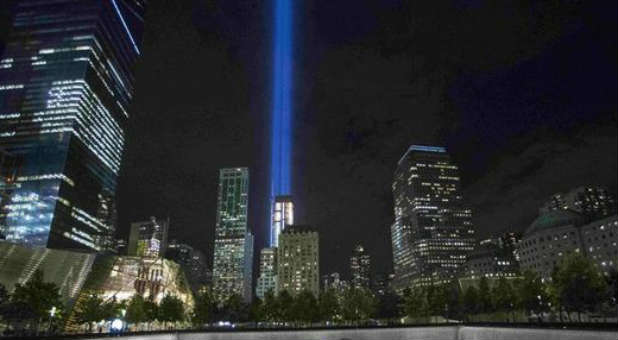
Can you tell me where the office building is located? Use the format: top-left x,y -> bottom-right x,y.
166,240 -> 211,294
372,272 -> 395,296
459,236 -> 520,281
127,216 -> 169,258
519,211 -> 618,280
212,167 -> 253,303
390,145 -> 475,290
255,247 -> 277,299
277,225 -> 319,296
0,0 -> 146,251
540,186 -> 616,219
271,195 -> 294,247
350,244 -> 371,289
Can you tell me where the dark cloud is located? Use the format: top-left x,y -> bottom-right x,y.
465,123 -> 617,235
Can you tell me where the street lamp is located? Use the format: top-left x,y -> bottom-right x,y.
47,306 -> 56,334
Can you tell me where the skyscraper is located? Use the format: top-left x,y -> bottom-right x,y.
212,168 -> 253,303
127,216 -> 169,258
391,145 -> 475,290
271,195 -> 294,247
0,0 -> 146,251
255,247 -> 277,299
350,244 -> 371,289
277,225 -> 319,296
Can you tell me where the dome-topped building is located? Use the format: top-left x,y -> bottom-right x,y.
525,210 -> 588,235
519,209 -> 618,280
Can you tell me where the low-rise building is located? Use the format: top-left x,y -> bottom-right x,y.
518,210 -> 618,279
459,236 -> 520,281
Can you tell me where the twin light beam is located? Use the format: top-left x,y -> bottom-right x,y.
269,0 -> 292,245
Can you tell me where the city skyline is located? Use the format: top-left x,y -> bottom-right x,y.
0,0 -> 616,335
0,0 -> 615,281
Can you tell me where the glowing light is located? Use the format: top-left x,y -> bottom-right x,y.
269,0 -> 293,246
110,0 -> 140,55
270,0 -> 292,197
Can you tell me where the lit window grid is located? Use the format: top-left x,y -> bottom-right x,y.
391,147 -> 476,289
0,0 -> 143,251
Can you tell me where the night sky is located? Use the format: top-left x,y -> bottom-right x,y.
1,0 -> 616,279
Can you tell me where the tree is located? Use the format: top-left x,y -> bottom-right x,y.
318,288 -> 340,323
262,289 -> 279,322
192,289 -> 215,326
125,295 -> 146,328
292,290 -> 319,325
220,294 -> 248,323
376,290 -> 403,321
143,299 -> 159,330
341,287 -> 376,323
426,285 -> 448,318
248,297 -> 263,322
0,284 -> 9,306
514,270 -> 549,322
159,294 -> 184,329
445,283 -> 463,321
10,270 -> 63,332
72,293 -> 106,332
463,285 -> 479,320
492,277 -> 515,321
478,277 -> 493,314
403,287 -> 427,320
277,290 -> 295,322
552,253 -> 608,322
605,269 -> 618,321
102,296 -> 123,321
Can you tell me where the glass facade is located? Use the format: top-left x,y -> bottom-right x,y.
391,145 -> 475,290
212,167 -> 253,303
0,0 -> 146,251
270,195 -> 293,247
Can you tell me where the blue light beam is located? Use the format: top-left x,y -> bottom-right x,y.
270,0 -> 292,198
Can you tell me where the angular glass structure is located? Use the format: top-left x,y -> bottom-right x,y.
212,167 -> 253,303
0,0 -> 146,251
391,145 -> 476,290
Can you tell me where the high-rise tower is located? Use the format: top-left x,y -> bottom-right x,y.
277,225 -> 319,296
271,195 -> 294,247
0,0 -> 146,251
212,168 -> 253,303
390,145 -> 475,290
350,244 -> 371,289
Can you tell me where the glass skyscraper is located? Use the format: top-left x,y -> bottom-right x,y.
0,0 -> 146,251
391,145 -> 475,290
212,167 -> 254,303
270,195 -> 293,247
